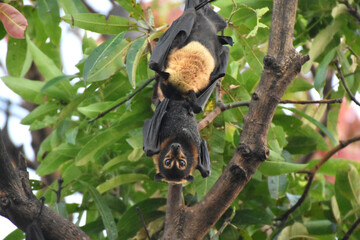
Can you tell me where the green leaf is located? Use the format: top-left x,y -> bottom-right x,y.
259,161 -> 308,176
62,13 -> 137,34
83,32 -> 128,82
75,121 -> 138,166
283,107 -> 337,147
102,155 -> 128,171
80,181 -> 118,240
335,165 -> 355,215
267,125 -> 287,152
4,229 -> 25,240
348,164 -> 360,204
232,208 -> 272,225
306,158 -> 360,176
126,37 -> 147,88
26,36 -> 63,80
268,174 -> 288,199
65,127 -> 78,145
96,174 -> 150,194
78,102 -> 116,118
331,196 -> 341,225
277,222 -> 309,240
115,0 -> 144,19
304,220 -> 337,235
1,76 -> 43,104
314,47 -> 337,92
21,102 -> 58,125
54,83 -> 100,127
117,198 -> 166,239
303,20 -> 341,72
38,0 -> 61,45
58,0 -> 88,14
37,143 -> 80,176
285,77 -> 313,93
41,75 -> 77,93
6,37 -> 32,77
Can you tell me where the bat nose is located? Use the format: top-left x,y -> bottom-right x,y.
171,143 -> 181,154
172,143 -> 180,150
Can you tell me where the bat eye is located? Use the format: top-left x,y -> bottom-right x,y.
179,160 -> 186,167
164,159 -> 172,167
177,159 -> 187,170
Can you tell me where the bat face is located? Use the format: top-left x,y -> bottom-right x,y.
153,141 -> 198,184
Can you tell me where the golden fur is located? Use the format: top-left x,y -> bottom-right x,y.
165,41 -> 215,93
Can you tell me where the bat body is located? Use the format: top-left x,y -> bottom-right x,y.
149,0 -> 232,113
143,98 -> 210,183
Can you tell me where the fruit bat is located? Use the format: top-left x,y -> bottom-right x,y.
149,0 -> 232,113
143,98 -> 211,183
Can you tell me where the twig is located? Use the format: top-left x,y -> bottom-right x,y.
210,208 -> 236,240
334,59 -> 360,107
51,178 -> 63,203
136,207 -> 151,240
88,76 -> 156,123
340,1 -> 360,21
275,136 -> 360,223
274,172 -> 314,223
198,99 -> 342,131
280,99 -> 342,104
342,216 -> 360,240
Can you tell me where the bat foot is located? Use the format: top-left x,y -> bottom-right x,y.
191,103 -> 202,114
187,90 -> 202,113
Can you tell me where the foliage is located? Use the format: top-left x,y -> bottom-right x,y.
1,0 -> 360,239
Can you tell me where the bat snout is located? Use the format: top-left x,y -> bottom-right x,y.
171,143 -> 181,155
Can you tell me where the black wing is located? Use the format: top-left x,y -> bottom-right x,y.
195,46 -> 230,112
143,98 -> 169,156
195,80 -> 217,112
197,138 -> 211,178
26,220 -> 45,240
148,8 -> 196,73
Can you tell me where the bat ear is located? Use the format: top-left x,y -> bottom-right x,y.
154,173 -> 164,181
159,71 -> 170,80
185,175 -> 194,182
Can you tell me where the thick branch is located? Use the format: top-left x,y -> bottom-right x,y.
0,130 -> 90,240
162,0 -> 307,239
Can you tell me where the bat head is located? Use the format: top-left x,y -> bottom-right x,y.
153,141 -> 198,184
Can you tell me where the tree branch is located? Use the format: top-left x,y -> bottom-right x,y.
198,98 -> 342,131
162,0 -> 308,238
334,59 -> 360,107
342,216 -> 360,240
0,130 -> 90,240
340,1 -> 360,21
275,136 -> 360,223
